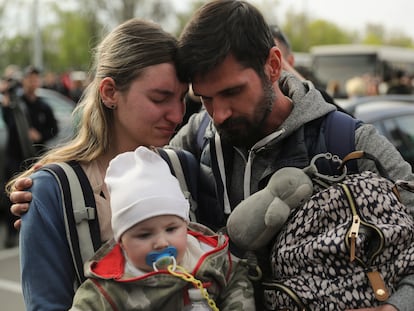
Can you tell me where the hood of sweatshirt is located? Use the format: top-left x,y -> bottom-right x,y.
277,71 -> 337,139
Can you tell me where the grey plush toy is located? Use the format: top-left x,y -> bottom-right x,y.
226,167 -> 313,251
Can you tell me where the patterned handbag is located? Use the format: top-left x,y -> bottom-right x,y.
264,151 -> 414,311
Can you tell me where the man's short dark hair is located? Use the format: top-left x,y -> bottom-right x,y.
177,0 -> 275,82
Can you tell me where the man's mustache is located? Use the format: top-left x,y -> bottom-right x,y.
216,117 -> 249,132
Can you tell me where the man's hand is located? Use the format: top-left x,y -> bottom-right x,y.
10,177 -> 33,230
9,162 -> 43,230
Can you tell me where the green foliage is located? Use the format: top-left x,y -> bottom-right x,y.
0,35 -> 32,70
282,11 -> 311,52
362,33 -> 383,45
387,35 -> 414,48
174,0 -> 206,37
283,11 -> 354,52
308,20 -> 353,46
42,11 -> 98,72
281,8 -> 413,52
0,0 -> 413,74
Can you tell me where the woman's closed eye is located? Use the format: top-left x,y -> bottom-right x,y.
150,96 -> 169,104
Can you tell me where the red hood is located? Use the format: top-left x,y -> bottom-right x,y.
90,230 -> 225,279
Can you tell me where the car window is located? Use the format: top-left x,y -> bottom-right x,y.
36,89 -> 76,146
377,115 -> 414,166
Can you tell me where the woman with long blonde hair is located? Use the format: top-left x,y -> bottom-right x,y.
10,18 -> 188,310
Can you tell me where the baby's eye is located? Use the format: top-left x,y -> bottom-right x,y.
136,232 -> 151,239
166,226 -> 178,233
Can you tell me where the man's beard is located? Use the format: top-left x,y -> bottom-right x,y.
216,78 -> 276,148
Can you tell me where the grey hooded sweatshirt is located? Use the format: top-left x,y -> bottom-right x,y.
169,72 -> 414,311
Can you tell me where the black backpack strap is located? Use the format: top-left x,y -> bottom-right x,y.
324,111 -> 362,173
42,161 -> 100,286
196,110 -> 211,150
157,148 -> 199,222
325,111 -> 358,159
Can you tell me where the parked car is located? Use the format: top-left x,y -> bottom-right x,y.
340,94 -> 414,167
0,88 -> 76,198
35,88 -> 76,146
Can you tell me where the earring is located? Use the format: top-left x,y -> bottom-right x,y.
103,102 -> 116,110
101,98 -> 116,110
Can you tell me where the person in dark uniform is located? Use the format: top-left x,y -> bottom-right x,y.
1,65 -> 58,247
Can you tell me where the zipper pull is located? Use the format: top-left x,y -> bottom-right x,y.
348,215 -> 360,262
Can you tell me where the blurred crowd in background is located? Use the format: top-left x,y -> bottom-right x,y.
327,69 -> 414,99
0,64 -> 88,248
1,64 -> 89,105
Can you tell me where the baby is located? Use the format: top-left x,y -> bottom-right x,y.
70,146 -> 255,311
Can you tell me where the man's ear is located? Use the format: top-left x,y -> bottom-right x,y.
99,77 -> 117,107
266,46 -> 283,83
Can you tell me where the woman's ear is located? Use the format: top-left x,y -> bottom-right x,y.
99,77 -> 117,108
266,46 -> 283,83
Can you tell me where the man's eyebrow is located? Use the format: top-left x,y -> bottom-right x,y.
220,85 -> 243,93
194,85 -> 243,98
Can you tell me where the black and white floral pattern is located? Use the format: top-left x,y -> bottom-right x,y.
266,171 -> 414,310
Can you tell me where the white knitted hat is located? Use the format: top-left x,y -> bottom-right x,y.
105,146 -> 190,241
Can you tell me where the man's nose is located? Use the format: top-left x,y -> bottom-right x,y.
211,100 -> 232,125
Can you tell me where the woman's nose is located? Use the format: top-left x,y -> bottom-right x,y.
166,99 -> 185,125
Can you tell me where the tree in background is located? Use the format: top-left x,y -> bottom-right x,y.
42,5 -> 100,73
282,12 -> 353,52
174,0 -> 206,37
363,23 -> 413,47
0,0 -> 413,74
0,0 -> 174,73
0,35 -> 32,70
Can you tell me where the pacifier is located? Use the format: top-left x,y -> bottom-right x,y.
145,246 -> 177,271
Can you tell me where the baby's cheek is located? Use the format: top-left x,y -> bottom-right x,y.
176,239 -> 188,265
